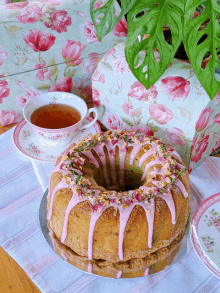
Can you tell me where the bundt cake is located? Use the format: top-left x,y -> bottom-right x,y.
47,130 -> 190,268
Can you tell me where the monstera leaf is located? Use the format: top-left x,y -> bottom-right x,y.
125,0 -> 184,89
183,0 -> 220,100
90,0 -> 136,41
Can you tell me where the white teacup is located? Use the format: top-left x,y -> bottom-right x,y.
23,91 -> 98,146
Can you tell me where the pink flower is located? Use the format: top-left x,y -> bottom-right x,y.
0,110 -> 20,126
214,92 -> 220,106
165,127 -> 186,146
213,113 -> 220,124
149,104 -> 173,125
204,241 -> 211,249
92,71 -> 105,84
210,137 -> 220,154
0,46 -> 8,66
62,39 -> 86,66
77,11 -> 85,18
49,77 -> 73,93
44,10 -> 72,33
131,125 -> 154,136
93,1 -> 104,9
128,81 -> 158,102
213,221 -> 220,227
191,135 -> 209,163
188,166 -> 193,174
114,53 -> 131,75
113,17 -> 127,37
4,2 -> 28,9
105,113 -> 125,130
33,63 -> 51,81
16,87 -> 41,109
82,52 -> 100,74
122,102 -> 133,114
80,84 -> 92,102
17,6 -> 43,24
23,29 -> 55,52
161,76 -> 191,101
103,47 -> 116,62
16,80 -> 26,89
80,19 -> 99,44
195,107 -> 214,132
0,80 -> 10,103
92,87 -> 100,106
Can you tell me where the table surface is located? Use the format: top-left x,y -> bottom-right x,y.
0,122 -> 220,293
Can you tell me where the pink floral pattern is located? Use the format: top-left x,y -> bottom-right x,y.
33,63 -> 51,81
4,2 -> 28,9
122,102 -> 133,115
92,71 -> 105,84
204,209 -> 220,232
165,127 -> 186,146
80,83 -> 92,102
114,53 -> 131,75
149,104 -> 173,125
191,134 -> 209,163
161,76 -> 190,101
0,80 -> 10,103
80,19 -> 99,44
17,6 -> 43,24
62,39 -> 86,66
0,46 -> 8,66
201,235 -> 215,253
44,10 -> 72,33
25,143 -> 45,156
0,110 -> 20,126
16,87 -> 41,109
213,113 -> 220,125
210,137 -> 220,154
92,87 -> 100,107
131,125 -> 154,136
105,113 -> 126,130
113,17 -> 127,37
23,29 -> 56,52
82,52 -> 100,74
48,77 -> 73,93
214,92 -> 220,106
128,81 -> 158,102
195,107 -> 214,132
93,1 -> 104,10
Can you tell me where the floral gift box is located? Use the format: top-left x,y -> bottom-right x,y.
0,0 -> 127,126
92,42 -> 220,170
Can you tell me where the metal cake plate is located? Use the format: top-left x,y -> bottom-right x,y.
39,188 -> 198,279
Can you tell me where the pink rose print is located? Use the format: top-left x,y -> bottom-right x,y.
33,63 -> 51,81
113,17 -> 127,37
93,1 -> 104,9
122,102 -> 133,115
49,77 -> 73,93
114,53 -> 131,75
44,11 -> 72,33
103,47 -> 116,62
131,125 -> 154,136
213,113 -> 220,124
128,81 -> 158,102
80,20 -> 99,44
161,76 -> 190,101
92,71 -> 105,84
44,0 -> 61,5
0,80 -> 10,104
4,2 -> 28,9
82,52 -> 100,74
0,110 -> 20,126
16,87 -> 41,109
191,135 -> 209,163
92,87 -> 100,107
80,83 -> 92,102
105,113 -> 126,130
149,104 -> 173,125
77,11 -> 86,18
0,46 -> 8,66
62,39 -> 86,66
17,6 -> 43,24
23,29 -> 55,52
214,92 -> 220,106
210,137 -> 220,154
188,165 -> 193,174
195,107 -> 214,132
165,127 -> 186,146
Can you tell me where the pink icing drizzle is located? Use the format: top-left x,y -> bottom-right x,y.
93,144 -> 110,187
144,267 -> 149,276
87,263 -> 93,273
129,144 -> 142,165
141,159 -> 164,181
82,150 -> 99,168
157,191 -> 176,224
116,270 -> 123,278
175,178 -> 188,198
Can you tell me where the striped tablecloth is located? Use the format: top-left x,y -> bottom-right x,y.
1,127 -> 220,293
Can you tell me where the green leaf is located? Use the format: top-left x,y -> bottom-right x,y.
47,56 -> 56,67
90,0 -> 136,41
151,125 -> 160,132
136,116 -> 142,125
36,84 -> 51,90
121,117 -> 134,126
100,61 -> 113,71
6,25 -> 22,32
47,56 -> 58,76
125,0 -> 184,89
183,0 -> 220,99
52,71 -> 58,83
64,67 -> 77,78
39,57 -> 46,65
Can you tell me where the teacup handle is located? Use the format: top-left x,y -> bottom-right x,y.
82,107 -> 98,130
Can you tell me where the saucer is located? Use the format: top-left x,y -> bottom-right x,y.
191,192 -> 220,279
13,118 -> 101,162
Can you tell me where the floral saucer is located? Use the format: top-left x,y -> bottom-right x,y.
13,118 -> 101,162
191,192 -> 220,279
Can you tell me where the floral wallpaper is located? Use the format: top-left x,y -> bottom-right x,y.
0,0 -> 127,125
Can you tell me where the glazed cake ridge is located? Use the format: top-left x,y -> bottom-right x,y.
47,130 -> 189,262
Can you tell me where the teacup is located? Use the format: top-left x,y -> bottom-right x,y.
23,91 -> 98,146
